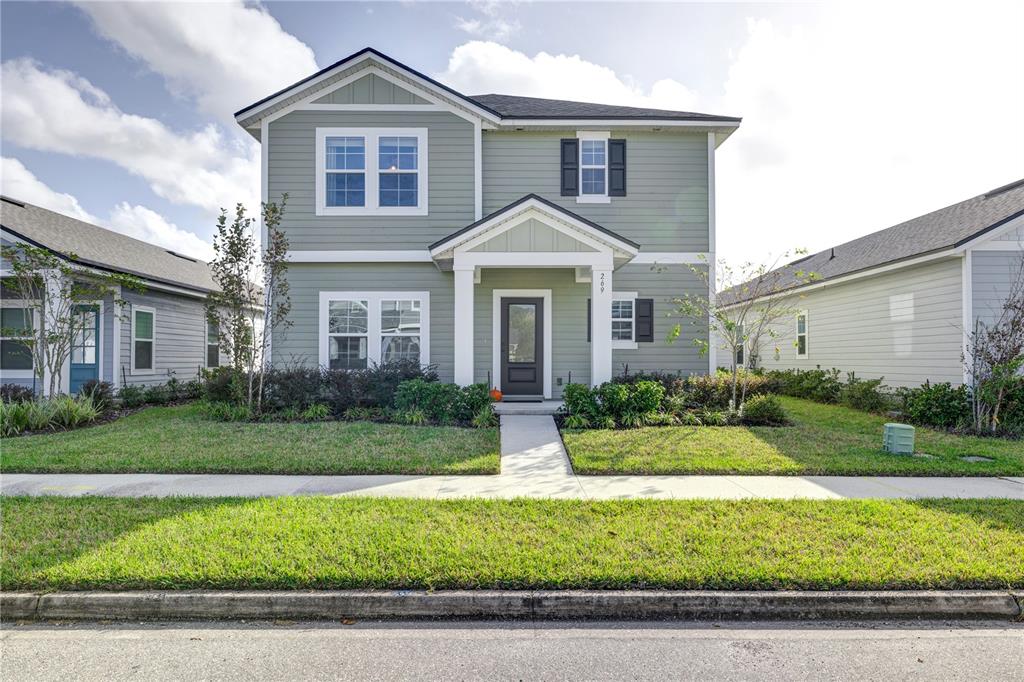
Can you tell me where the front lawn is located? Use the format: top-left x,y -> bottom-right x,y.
3,496 -> 1021,591
0,404 -> 499,475
563,397 -> 1024,476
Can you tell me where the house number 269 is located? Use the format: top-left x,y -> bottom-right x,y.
599,272 -> 606,293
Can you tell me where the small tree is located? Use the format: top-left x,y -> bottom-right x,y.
0,243 -> 143,397
963,254 -> 1024,433
204,196 -> 291,412
666,251 -> 817,410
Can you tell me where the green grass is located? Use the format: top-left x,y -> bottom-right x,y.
2,496 -> 1021,591
0,404 -> 499,475
564,397 -> 1024,476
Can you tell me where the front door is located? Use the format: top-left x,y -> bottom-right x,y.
501,297 -> 544,396
70,304 -> 99,394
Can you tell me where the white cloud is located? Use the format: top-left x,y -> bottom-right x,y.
436,42 -> 698,110
76,0 -> 317,123
108,203 -> 215,261
1,156 -> 96,222
1,156 -> 215,262
714,4 -> 1024,266
454,0 -> 521,41
1,58 -> 258,215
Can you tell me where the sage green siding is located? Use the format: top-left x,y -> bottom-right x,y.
272,263 -> 456,381
311,74 -> 429,105
268,110 -> 474,250
482,130 -> 709,251
468,219 -> 597,253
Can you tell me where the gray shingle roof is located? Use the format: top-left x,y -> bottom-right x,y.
723,179 -> 1024,305
469,93 -> 741,122
1,197 -> 217,293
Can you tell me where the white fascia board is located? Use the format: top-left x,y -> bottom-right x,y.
456,252 -> 615,268
498,119 -> 740,129
288,250 -> 433,263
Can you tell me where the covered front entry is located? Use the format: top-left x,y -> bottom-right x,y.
430,195 -> 640,398
500,296 -> 544,397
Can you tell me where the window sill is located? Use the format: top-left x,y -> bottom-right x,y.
576,195 -> 611,204
612,340 -> 638,350
0,369 -> 35,380
316,206 -> 428,217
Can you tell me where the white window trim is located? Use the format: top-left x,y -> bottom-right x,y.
795,310 -> 809,359
318,292 -> 430,369
131,305 -> 156,375
576,131 -> 611,204
315,127 -> 428,217
612,291 -> 638,350
0,300 -> 39,380
205,318 -> 220,369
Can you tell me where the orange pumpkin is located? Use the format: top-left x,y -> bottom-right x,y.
489,387 -> 503,402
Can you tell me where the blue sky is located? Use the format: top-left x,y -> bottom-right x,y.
2,1 -> 1022,268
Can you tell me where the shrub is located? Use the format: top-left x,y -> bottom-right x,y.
300,403 -> 330,421
1,395 -> 99,436
343,406 -> 389,422
118,385 -> 147,409
741,394 -> 789,426
899,382 -> 971,430
321,369 -> 357,416
615,368 -> 687,397
472,405 -> 498,429
353,359 -> 438,408
181,379 -> 203,401
563,382 -> 601,419
393,379 -> 491,425
143,384 -> 171,405
80,380 -> 115,414
682,370 -> 775,410
262,367 -> 323,412
201,367 -> 245,403
562,413 -> 591,430
841,374 -> 889,413
1,384 -> 35,403
395,409 -> 429,426
630,380 -> 665,415
597,382 -> 631,422
200,400 -> 252,422
49,395 -> 100,429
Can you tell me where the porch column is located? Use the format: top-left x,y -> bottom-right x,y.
590,265 -> 613,386
453,265 -> 475,386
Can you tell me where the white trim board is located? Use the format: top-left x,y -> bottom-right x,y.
491,289 -> 553,399
130,304 -> 156,376
288,250 -> 434,263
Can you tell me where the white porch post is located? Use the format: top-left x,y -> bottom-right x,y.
590,265 -> 613,386
453,265 -> 475,386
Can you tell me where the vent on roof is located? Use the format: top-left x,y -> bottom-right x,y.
166,250 -> 198,263
1,196 -> 26,208
984,178 -> 1024,199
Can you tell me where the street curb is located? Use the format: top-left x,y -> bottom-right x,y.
2,590 -> 1021,621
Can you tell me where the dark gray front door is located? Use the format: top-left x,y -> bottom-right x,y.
501,297 -> 544,396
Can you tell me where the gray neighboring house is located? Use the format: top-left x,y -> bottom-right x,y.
722,180 -> 1024,388
1,196 -> 222,394
235,47 -> 741,398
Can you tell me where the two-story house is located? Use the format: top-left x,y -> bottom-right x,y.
234,48 -> 741,399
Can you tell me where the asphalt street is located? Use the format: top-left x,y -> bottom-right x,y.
2,619 -> 1022,681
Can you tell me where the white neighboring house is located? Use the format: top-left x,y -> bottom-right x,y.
721,180 -> 1024,388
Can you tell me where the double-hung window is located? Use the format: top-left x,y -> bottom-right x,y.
576,132 -> 610,203
316,128 -> 427,216
1,306 -> 35,377
320,292 -> 429,369
795,311 -> 808,358
132,307 -> 155,373
206,319 -> 220,368
611,299 -> 634,342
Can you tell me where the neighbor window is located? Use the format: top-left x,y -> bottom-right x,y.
796,311 -> 808,358
316,128 -> 427,216
0,307 -> 34,372
611,299 -> 634,342
320,293 -> 429,369
735,323 -> 745,367
132,307 -> 155,372
206,319 -> 220,368
580,139 -> 607,196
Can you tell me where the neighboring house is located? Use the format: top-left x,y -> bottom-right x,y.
721,180 -> 1024,388
234,47 -> 741,399
1,196 -> 223,394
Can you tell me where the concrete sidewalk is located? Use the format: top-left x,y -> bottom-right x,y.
3,413 -> 1023,500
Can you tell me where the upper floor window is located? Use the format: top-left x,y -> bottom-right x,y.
316,128 -> 427,217
580,139 -> 607,197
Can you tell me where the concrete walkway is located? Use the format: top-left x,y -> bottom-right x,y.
3,415 -> 1023,500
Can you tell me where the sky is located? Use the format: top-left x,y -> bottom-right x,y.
1,1 -> 1022,267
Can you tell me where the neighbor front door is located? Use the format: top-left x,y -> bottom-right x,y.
500,297 -> 544,396
70,304 -> 99,394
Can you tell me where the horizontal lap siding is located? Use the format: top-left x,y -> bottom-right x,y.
119,290 -> 207,387
482,131 -> 709,252
972,249 -> 1023,326
275,264 -> 455,381
750,258 -> 964,387
612,263 -> 709,376
268,111 -> 474,250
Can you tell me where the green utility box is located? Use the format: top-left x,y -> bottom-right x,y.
883,423 -> 915,455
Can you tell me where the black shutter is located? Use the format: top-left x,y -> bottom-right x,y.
608,139 -> 626,196
560,138 -> 579,196
586,298 -> 591,342
636,298 -> 654,342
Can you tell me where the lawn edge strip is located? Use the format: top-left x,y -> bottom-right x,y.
2,590 -> 1019,622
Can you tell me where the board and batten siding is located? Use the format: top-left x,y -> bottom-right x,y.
747,257 -> 964,388
274,263 -> 456,382
119,290 -> 208,387
311,73 -> 430,105
972,249 -> 1023,327
268,110 -> 475,251
482,130 -> 709,252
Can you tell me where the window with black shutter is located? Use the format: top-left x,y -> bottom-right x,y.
587,297 -> 654,343
560,138 -> 579,196
608,139 -> 626,196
